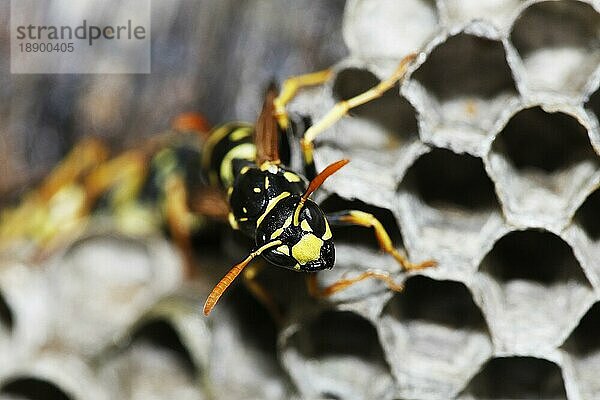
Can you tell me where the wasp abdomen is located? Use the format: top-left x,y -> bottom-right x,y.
201,122 -> 256,188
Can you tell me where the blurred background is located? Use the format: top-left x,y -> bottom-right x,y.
0,1 -> 347,399
0,0 -> 347,197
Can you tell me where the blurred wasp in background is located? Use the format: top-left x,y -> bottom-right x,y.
0,113 -> 218,263
0,53 -> 435,316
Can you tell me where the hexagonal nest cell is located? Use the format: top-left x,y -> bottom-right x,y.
99,318 -> 201,399
47,233 -> 181,356
492,107 -> 596,173
488,106 -> 599,225
510,0 -> 600,96
130,319 -> 198,376
282,310 -> 395,400
459,357 -> 567,399
476,229 -> 593,349
402,148 -> 499,211
409,32 -> 518,137
397,148 -> 504,267
379,276 -> 492,399
330,67 -> 420,151
479,230 -> 587,284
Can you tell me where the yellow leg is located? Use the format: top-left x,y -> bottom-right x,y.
243,262 -> 283,324
273,69 -> 334,129
38,137 -> 109,201
306,271 -> 404,298
165,175 -> 197,278
0,138 -> 108,250
327,209 -> 436,271
300,53 -> 417,167
83,151 -> 147,209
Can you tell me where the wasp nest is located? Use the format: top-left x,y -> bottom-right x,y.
2,1 -> 600,399
284,0 -> 600,399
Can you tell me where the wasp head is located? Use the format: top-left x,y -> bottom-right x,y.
255,195 -> 335,272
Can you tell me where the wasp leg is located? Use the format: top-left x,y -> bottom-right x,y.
84,151 -> 147,210
1,139 -> 108,257
327,209 -> 436,271
243,261 -> 283,324
164,175 -> 199,278
273,69 -> 334,130
300,54 -> 417,177
39,137 -> 109,202
306,271 -> 404,298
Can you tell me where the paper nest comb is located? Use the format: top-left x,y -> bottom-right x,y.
1,0 -> 600,399
282,0 -> 600,399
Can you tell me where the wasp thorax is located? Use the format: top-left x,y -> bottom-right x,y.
228,163 -> 307,236
255,195 -> 335,272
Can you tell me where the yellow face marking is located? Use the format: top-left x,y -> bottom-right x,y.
242,207 -> 247,213
282,215 -> 293,229
283,171 -> 301,182
228,213 -> 239,230
293,200 -> 304,226
270,227 -> 285,239
220,143 -> 256,188
276,245 -> 290,256
239,217 -> 249,222
300,219 -> 313,232
240,166 -> 250,175
322,219 -> 332,240
253,187 -> 261,193
294,264 -> 301,270
291,234 -> 323,265
256,191 -> 291,227
265,176 -> 270,189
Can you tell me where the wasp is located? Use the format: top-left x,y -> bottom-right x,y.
0,115 -> 216,262
200,53 -> 435,315
0,53 -> 435,316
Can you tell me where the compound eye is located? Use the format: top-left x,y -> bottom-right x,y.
301,200 -> 327,238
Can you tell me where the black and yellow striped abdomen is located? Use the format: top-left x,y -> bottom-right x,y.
200,120 -> 332,271
201,122 -> 257,189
